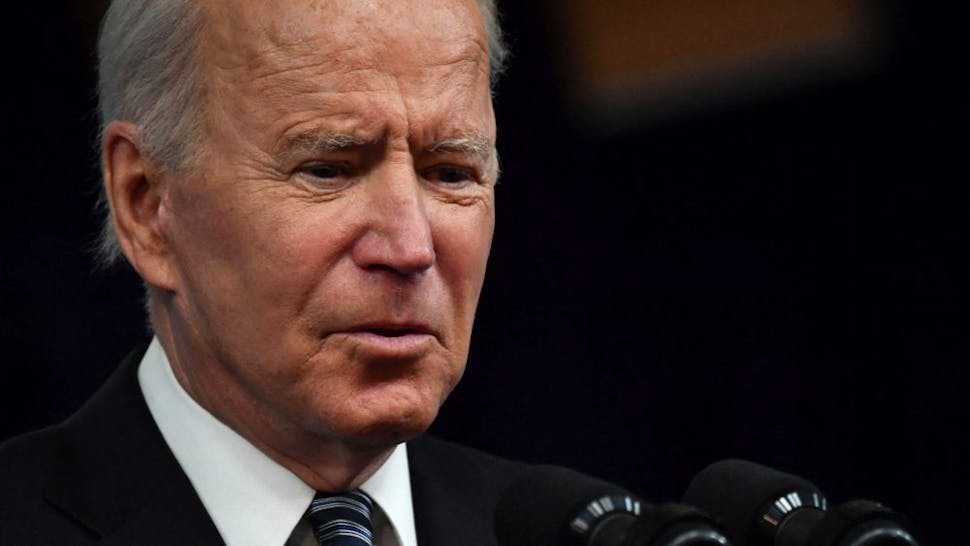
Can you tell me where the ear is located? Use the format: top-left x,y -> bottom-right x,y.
101,121 -> 179,292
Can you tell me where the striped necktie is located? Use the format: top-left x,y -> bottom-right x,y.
308,490 -> 376,546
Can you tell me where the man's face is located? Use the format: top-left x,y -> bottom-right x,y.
157,0 -> 496,449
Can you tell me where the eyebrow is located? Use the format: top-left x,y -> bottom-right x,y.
277,130 -> 495,164
426,134 -> 495,164
279,131 -> 367,156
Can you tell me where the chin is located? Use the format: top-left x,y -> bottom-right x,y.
322,395 -> 443,449
335,415 -> 434,449
353,371 -> 457,437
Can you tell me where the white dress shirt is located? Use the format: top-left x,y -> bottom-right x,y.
137,337 -> 418,546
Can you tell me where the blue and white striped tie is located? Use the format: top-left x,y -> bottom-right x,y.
308,490 -> 376,546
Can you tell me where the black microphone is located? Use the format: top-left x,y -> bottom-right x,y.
683,460 -> 919,546
494,465 -> 731,546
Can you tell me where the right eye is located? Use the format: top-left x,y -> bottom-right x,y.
301,162 -> 349,179
295,162 -> 353,191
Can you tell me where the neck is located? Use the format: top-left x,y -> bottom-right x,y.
150,302 -> 397,491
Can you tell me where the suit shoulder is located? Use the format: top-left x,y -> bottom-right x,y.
0,426 -> 90,544
0,426 -> 60,484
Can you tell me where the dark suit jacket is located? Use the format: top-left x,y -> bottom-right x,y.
0,347 -> 525,545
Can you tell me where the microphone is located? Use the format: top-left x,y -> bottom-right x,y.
494,465 -> 731,546
683,459 -> 919,546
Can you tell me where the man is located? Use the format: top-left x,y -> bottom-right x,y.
0,0 -> 521,544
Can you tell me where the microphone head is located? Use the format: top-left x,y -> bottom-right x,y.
808,500 -> 920,546
683,459 -> 827,546
494,465 -> 645,546
627,503 -> 733,546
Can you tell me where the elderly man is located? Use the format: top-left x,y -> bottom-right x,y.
0,0 -> 520,544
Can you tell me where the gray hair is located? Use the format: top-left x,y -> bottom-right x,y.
95,0 -> 508,266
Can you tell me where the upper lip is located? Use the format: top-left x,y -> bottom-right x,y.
345,321 -> 434,337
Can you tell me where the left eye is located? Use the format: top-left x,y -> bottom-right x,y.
426,166 -> 476,185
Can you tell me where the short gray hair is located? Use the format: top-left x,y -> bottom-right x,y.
95,0 -> 508,267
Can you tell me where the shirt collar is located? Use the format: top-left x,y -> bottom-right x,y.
137,337 -> 417,546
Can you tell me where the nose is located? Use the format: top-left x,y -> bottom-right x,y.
351,168 -> 435,276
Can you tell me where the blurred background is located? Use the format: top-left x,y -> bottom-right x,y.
1,1 -> 967,543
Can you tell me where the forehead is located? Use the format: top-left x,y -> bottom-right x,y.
199,0 -> 493,143
202,0 -> 488,78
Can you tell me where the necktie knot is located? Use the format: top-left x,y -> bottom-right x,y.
308,489 -> 375,546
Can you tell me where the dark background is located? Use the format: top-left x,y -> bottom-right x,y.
1,2 -> 967,544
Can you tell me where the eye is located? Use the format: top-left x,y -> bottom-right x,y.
424,165 -> 478,186
295,162 -> 354,192
301,163 -> 348,179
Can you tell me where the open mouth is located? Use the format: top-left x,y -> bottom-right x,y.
367,328 -> 414,338
350,323 -> 432,338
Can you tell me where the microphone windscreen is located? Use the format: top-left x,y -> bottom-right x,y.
494,465 -> 638,546
683,459 -> 821,545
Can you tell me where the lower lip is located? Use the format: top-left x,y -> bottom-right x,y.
342,331 -> 436,355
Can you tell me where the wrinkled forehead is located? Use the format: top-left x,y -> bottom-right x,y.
200,0 -> 489,76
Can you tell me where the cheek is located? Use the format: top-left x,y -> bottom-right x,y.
164,187 -> 355,356
165,182 -> 270,277
170,186 -> 347,284
431,200 -> 495,310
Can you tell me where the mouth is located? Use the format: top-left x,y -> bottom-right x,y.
337,322 -> 438,357
369,329 -> 413,337
350,323 -> 433,337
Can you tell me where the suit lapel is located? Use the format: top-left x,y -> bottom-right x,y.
408,436 -> 514,546
94,476 -> 225,546
42,346 -> 224,544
